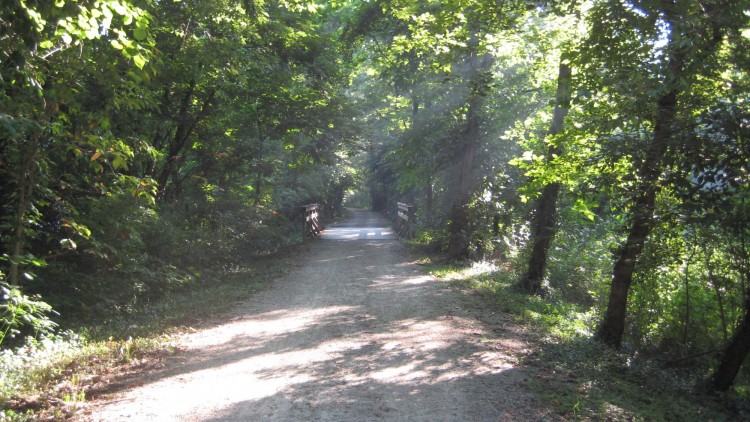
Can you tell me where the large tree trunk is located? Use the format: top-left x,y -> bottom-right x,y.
447,96 -> 480,259
596,89 -> 678,348
445,48 -> 493,259
711,218 -> 750,391
519,61 -> 571,294
519,182 -> 561,292
595,0 -> 728,349
711,290 -> 750,391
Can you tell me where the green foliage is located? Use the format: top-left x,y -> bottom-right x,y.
0,332 -> 87,413
0,330 -> 173,419
526,338 -> 746,421
428,260 -> 595,340
1,0 -> 750,414
0,238 -> 293,419
0,278 -> 57,348
1,0 -> 359,351
427,255 -> 748,420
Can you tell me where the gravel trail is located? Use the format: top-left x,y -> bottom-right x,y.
84,209 -> 550,421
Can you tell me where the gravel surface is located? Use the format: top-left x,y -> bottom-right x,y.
83,209 -> 552,421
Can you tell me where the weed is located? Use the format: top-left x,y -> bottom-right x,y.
421,252 -> 749,421
0,249 -> 296,420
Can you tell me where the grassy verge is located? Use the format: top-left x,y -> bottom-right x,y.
416,252 -> 749,421
0,251 -> 295,421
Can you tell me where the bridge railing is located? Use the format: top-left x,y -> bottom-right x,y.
302,203 -> 324,237
395,202 -> 415,238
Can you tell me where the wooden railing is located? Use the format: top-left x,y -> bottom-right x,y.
395,202 -> 415,238
302,203 -> 324,237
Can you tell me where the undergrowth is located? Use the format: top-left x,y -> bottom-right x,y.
0,251 -> 295,421
422,257 -> 750,421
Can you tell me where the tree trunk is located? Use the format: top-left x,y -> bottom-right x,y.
711,205 -> 750,391
447,96 -> 480,259
156,83 -> 215,199
705,245 -> 729,342
682,245 -> 696,344
711,291 -> 750,391
519,183 -> 561,293
445,48 -> 494,259
595,89 -> 678,347
8,149 -> 36,286
595,0 -> 728,349
254,125 -> 265,205
519,61 -> 571,294
424,179 -> 433,227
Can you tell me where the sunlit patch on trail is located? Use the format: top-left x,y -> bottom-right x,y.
89,210 -> 533,421
403,275 -> 433,285
183,305 -> 359,348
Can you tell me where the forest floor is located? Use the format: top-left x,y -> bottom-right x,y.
78,209 -> 557,421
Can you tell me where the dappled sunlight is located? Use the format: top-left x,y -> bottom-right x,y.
90,210 -> 537,421
93,298 -> 517,420
437,260 -> 500,282
402,275 -> 434,285
183,305 -> 359,349
464,261 -> 499,277
96,306 -> 515,419
368,362 -> 421,381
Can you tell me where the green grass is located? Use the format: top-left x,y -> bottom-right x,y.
426,260 -> 595,340
0,250 -> 296,420
82,253 -> 294,341
419,254 -> 749,421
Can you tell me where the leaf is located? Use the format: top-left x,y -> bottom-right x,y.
55,0 -> 65,7
113,2 -> 127,15
133,26 -> 147,41
112,156 -> 127,170
39,40 -> 54,49
61,238 -> 77,250
61,33 -> 73,44
90,150 -> 102,161
133,54 -> 146,69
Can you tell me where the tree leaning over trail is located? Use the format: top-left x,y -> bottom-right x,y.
595,0 -> 742,348
713,285 -> 750,391
705,97 -> 750,391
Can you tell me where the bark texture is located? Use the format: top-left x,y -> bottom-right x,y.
156,82 -> 216,199
711,291 -> 750,391
519,61 -> 571,294
595,0 -> 728,349
596,89 -> 677,348
447,97 -> 479,259
446,51 -> 493,259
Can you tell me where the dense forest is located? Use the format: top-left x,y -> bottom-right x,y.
2,0 -> 750,413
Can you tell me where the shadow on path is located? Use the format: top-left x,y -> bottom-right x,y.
85,210 -> 549,421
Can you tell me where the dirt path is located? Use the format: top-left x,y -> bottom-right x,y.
84,210 -> 551,421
